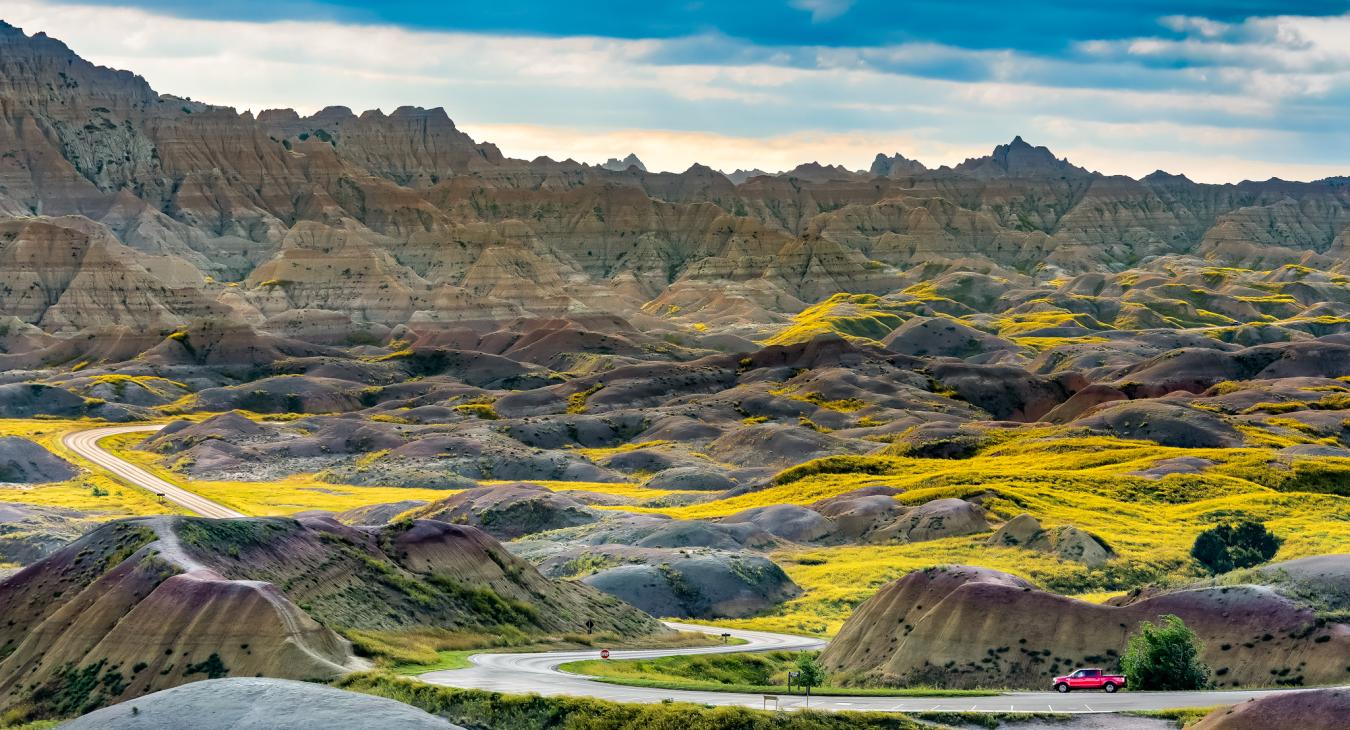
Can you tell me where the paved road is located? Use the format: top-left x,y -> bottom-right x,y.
421,622 -> 1338,714
62,424 -> 244,518
63,425 -> 1342,714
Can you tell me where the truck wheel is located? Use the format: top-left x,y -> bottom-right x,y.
1103,682 -> 1117,693
1056,683 -> 1069,693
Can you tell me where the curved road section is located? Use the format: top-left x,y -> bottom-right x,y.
421,624 -> 1337,714
62,426 -> 1341,714
62,424 -> 243,519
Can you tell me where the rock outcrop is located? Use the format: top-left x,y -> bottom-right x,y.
1,23 -> 1350,336
579,550 -> 801,619
406,483 -> 599,539
987,513 -> 1115,566
60,677 -> 463,730
0,502 -> 92,564
0,436 -> 76,483
1192,687 -> 1350,730
0,515 -> 663,720
821,564 -> 1350,689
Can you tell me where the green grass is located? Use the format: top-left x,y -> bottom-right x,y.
0,418 -> 183,517
339,671 -> 1007,729
760,293 -> 912,346
567,384 -> 604,414
392,649 -> 478,674
557,651 -> 998,697
339,672 -> 1063,729
1128,706 -> 1222,728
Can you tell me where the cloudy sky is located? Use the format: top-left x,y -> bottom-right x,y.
7,1 -> 1350,181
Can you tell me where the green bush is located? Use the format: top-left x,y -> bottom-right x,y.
794,652 -> 826,691
1120,615 -> 1210,691
1190,520 -> 1282,574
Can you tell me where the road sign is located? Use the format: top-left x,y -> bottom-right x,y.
600,649 -> 610,659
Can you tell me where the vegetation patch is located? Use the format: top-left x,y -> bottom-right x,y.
339,671 -> 975,729
559,651 -> 996,697
761,294 -> 911,347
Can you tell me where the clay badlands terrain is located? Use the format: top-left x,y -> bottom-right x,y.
1,18 -> 1349,727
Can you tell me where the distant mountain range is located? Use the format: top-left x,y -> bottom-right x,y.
1,20 -> 1348,339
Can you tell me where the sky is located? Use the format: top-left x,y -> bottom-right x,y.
6,1 -> 1350,181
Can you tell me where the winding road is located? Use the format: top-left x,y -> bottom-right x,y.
62,425 -> 1342,715
62,424 -> 243,518
420,622 -> 1339,714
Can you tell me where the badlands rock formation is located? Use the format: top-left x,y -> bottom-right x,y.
1,19 -> 1350,713
821,561 -> 1350,689
0,515 -> 662,719
0,22 -> 1349,339
59,677 -> 464,730
1192,687 -> 1350,730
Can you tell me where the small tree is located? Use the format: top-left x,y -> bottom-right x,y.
1191,520 -> 1282,574
794,652 -> 826,695
1121,615 -> 1210,691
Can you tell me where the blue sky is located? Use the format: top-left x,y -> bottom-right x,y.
10,1 -> 1350,180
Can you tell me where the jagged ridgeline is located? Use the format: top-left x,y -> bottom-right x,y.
0,20 -> 1349,344
3,14 -> 1350,724
0,515 -> 662,719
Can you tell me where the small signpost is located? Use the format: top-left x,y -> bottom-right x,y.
787,670 -> 811,706
762,695 -> 778,711
585,619 -> 595,635
720,632 -> 731,644
600,648 -> 610,660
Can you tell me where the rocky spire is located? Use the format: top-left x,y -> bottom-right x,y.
954,136 -> 1090,179
870,152 -> 927,177
600,153 -> 647,172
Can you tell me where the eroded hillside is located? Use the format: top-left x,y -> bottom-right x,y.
0,21 -> 1349,342
0,515 -> 662,720
1,17 -> 1349,708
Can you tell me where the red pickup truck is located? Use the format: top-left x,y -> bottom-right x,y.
1052,668 -> 1126,693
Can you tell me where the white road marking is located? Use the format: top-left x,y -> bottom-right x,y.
64,433 -> 1350,715
62,424 -> 244,519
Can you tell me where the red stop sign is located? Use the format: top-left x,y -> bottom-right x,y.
600,649 -> 610,659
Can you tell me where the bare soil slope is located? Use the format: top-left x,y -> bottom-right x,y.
0,515 -> 661,720
821,564 -> 1350,689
